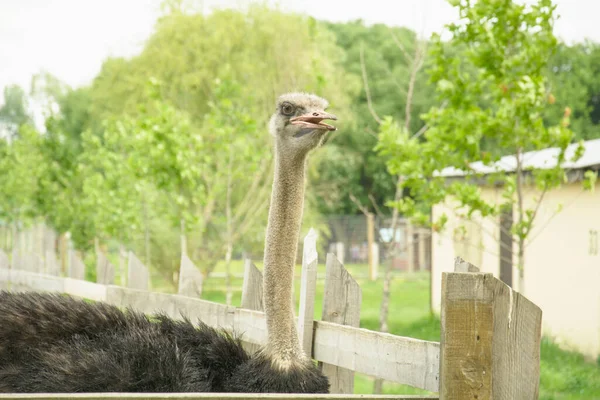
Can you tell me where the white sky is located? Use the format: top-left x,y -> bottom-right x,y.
1,0 -> 599,103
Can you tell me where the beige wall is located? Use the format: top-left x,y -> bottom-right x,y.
431,182 -> 600,359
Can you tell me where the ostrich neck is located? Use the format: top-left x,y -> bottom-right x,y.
263,148 -> 307,366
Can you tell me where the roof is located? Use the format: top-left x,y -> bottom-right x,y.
437,138 -> 600,178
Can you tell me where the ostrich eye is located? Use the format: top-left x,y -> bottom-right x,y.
281,103 -> 295,116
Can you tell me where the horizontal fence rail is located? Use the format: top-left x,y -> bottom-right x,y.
0,394 -> 440,400
1,243 -> 543,399
0,268 -> 441,392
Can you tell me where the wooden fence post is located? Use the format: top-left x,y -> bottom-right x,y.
44,249 -> 60,276
240,258 -> 264,354
68,249 -> 86,280
418,228 -> 427,271
0,249 -> 9,270
335,242 -> 345,265
178,252 -> 203,298
118,245 -> 127,286
370,243 -> 379,280
367,212 -> 375,280
406,223 -> 415,272
241,259 -> 263,311
127,251 -> 150,290
320,252 -> 362,393
440,257 -> 542,400
96,249 -> 115,284
298,228 -> 318,357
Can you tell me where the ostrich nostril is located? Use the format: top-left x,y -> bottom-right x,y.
312,112 -> 319,116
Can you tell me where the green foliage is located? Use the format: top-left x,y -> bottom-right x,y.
4,2 -> 600,289
77,121 -> 145,243
88,5 -> 353,126
0,85 -> 32,137
313,21 -> 435,214
379,0 -> 581,275
545,41 -> 600,140
0,125 -> 46,224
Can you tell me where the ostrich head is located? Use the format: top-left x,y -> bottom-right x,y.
268,92 -> 337,157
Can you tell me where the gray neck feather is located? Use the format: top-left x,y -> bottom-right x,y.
262,144 -> 308,367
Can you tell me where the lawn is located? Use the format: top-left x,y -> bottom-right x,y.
151,260 -> 600,399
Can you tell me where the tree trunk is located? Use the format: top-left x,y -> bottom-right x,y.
518,238 -> 525,294
373,181 -> 404,394
225,241 -> 233,306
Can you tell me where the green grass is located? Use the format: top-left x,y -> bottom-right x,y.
151,260 -> 600,398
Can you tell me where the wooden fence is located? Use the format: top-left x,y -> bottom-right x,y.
0,231 -> 542,400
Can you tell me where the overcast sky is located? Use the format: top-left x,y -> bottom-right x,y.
1,0 -> 599,103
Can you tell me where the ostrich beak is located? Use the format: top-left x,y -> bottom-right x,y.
290,111 -> 337,131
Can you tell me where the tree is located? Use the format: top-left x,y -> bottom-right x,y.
0,85 -> 32,138
378,0 -> 594,294
351,26 -> 429,395
0,125 -> 46,229
313,21 -> 435,215
545,41 -> 600,140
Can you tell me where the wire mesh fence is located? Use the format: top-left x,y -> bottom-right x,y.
323,215 -> 431,274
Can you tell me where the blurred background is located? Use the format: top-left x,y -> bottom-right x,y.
1,0 -> 599,398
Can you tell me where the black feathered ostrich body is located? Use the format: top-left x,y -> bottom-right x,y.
0,93 -> 337,393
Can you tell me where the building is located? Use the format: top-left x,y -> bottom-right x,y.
430,139 -> 600,359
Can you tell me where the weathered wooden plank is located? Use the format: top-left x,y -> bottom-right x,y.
335,242 -> 345,265
0,249 -> 9,269
313,321 -> 440,393
298,228 -> 318,357
13,253 -> 44,273
321,253 -> 362,394
106,286 -> 180,319
68,250 -> 86,280
0,268 -> 65,293
440,272 -> 492,400
491,277 -> 541,399
440,271 -> 541,400
453,256 -> 480,273
240,259 -> 263,354
100,283 -> 440,391
96,250 -> 115,285
241,259 -> 263,311
63,278 -> 107,301
0,393 -> 439,400
127,251 -> 149,290
1,269 -> 441,391
178,252 -> 203,298
44,249 -> 61,276
0,253 -> 9,290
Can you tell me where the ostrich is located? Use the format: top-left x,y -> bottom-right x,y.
0,92 -> 336,393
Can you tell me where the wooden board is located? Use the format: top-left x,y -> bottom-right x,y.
0,394 -> 439,400
0,268 -> 441,392
240,259 -> 264,354
127,252 -> 149,291
440,272 -> 541,400
313,321 -> 440,393
69,251 -> 86,280
321,253 -> 362,393
97,250 -> 115,285
298,228 -> 318,357
178,253 -> 203,298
